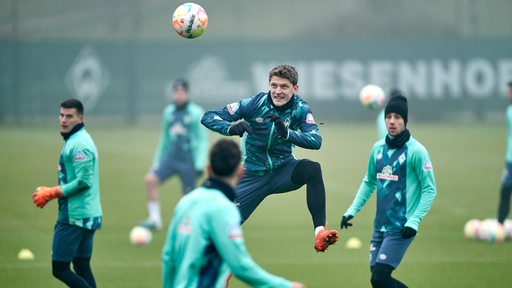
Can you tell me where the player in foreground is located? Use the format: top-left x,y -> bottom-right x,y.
340,94 -> 437,288
497,80 -> 512,225
201,64 -> 338,252
140,79 -> 208,230
162,139 -> 305,288
32,99 -> 102,288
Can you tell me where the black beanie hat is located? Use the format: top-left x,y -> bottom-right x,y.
385,95 -> 408,124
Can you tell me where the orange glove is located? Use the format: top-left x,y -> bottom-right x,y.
32,186 -> 63,208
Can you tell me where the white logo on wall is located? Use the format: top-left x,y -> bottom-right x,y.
186,56 -> 250,101
65,46 -> 111,110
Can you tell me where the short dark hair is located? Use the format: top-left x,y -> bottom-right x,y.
60,99 -> 84,115
173,79 -> 189,91
269,64 -> 298,86
210,139 -> 241,177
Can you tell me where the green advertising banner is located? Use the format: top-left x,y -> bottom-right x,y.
1,38 -> 511,123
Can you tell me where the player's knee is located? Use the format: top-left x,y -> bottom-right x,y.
291,159 -> 322,185
370,263 -> 393,288
144,173 -> 159,185
52,261 -> 70,280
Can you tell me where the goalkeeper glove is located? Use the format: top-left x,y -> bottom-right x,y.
267,115 -> 288,138
340,215 -> 354,229
32,186 -> 63,208
228,122 -> 253,137
401,226 -> 417,239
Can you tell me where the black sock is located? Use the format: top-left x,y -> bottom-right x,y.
73,257 -> 96,288
291,159 -> 326,228
52,261 -> 91,288
498,185 -> 512,224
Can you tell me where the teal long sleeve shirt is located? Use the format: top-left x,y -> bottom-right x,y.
345,136 -> 437,233
153,102 -> 208,172
58,127 -> 102,230
162,179 -> 291,288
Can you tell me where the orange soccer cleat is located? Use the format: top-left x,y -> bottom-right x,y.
314,227 -> 339,252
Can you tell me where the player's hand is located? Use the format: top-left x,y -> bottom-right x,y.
228,122 -> 253,137
32,186 -> 63,208
401,226 -> 417,239
291,282 -> 305,288
267,114 -> 288,138
340,215 -> 354,229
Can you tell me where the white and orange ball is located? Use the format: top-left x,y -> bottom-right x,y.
479,219 -> 505,243
129,226 -> 152,246
359,84 -> 385,110
504,219 -> 512,240
486,220 -> 505,243
172,2 -> 208,39
464,219 -> 481,240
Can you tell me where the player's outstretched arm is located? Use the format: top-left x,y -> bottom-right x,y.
211,206 -> 293,288
286,109 -> 322,150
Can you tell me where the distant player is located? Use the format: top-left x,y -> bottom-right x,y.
32,99 -> 102,288
201,64 -> 338,252
140,79 -> 208,230
497,80 -> 512,224
340,94 -> 437,288
162,139 -> 305,288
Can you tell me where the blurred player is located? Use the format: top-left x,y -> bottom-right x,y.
201,64 -> 338,252
497,80 -> 512,224
32,99 -> 102,288
340,94 -> 437,288
377,88 -> 402,139
162,139 -> 305,288
140,79 -> 208,230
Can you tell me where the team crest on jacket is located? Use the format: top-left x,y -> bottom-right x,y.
228,224 -> 243,239
74,150 -> 86,161
306,113 -> 315,124
227,102 -> 240,115
423,159 -> 433,171
377,165 -> 398,181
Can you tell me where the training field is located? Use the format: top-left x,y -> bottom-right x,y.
1,122 -> 511,287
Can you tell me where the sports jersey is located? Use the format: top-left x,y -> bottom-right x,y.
505,105 -> 512,162
201,92 -> 321,175
153,102 -> 208,172
57,126 -> 102,230
162,178 -> 291,288
345,136 -> 437,232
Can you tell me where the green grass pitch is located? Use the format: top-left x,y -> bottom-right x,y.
1,122 -> 511,287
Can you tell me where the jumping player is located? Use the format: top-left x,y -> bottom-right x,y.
201,64 -> 338,252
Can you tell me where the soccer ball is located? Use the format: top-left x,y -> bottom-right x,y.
504,219 -> 512,240
359,84 -> 385,110
478,218 -> 505,243
172,3 -> 208,39
463,219 -> 481,240
129,226 -> 152,246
